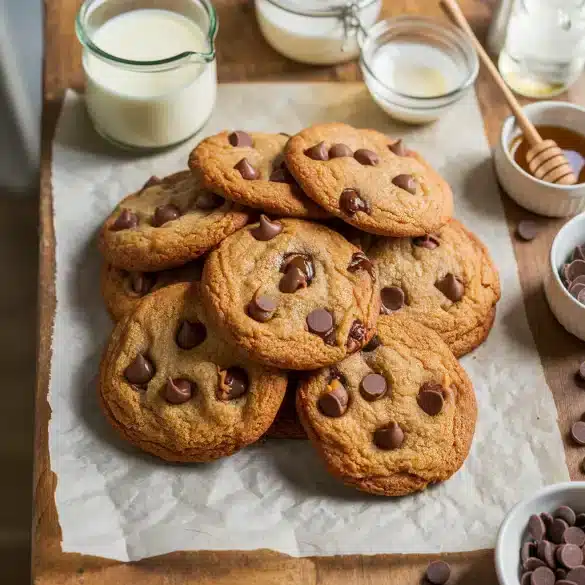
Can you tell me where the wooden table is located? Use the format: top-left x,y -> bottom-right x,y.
35,0 -> 585,583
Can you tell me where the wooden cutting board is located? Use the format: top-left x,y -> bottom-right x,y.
34,0 -> 585,582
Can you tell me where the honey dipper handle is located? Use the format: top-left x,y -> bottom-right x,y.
440,0 -> 542,147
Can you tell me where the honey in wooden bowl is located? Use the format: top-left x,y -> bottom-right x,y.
511,126 -> 585,184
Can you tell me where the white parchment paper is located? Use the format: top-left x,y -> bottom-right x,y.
50,84 -> 569,562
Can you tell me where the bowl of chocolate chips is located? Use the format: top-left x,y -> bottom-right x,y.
545,212 -> 585,342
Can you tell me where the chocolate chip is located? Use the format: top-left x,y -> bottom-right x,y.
195,192 -> 224,210
347,251 -> 375,280
530,566 -> 555,585
269,168 -> 294,183
521,573 -> 532,585
339,188 -> 370,215
279,266 -> 308,294
425,560 -> 451,585
217,367 -> 249,400
530,514 -> 548,540
250,215 -> 283,241
522,541 -> 537,563
576,514 -> 585,528
374,422 -> 404,450
435,273 -> 464,302
346,320 -> 366,352
318,378 -> 349,417
574,246 -> 585,262
129,272 -> 154,295
110,209 -> 138,231
280,254 -> 314,293
516,220 -> 540,241
140,175 -> 161,191
551,519 -> 570,544
360,373 -> 387,401
557,544 -> 583,569
417,383 -> 445,416
305,141 -> 329,161
363,334 -> 381,352
568,260 -> 585,281
537,540 -> 556,569
413,234 -> 440,249
567,566 -> 585,585
152,203 -> 181,227
234,158 -> 258,180
124,354 -> 155,385
306,309 -> 334,341
228,130 -> 253,147
329,143 -> 353,158
164,378 -> 194,404
556,580 -> 578,585
557,507 -> 578,527
380,286 -> 405,313
354,148 -> 379,166
556,569 -> 568,581
525,558 -> 547,571
571,421 -> 585,445
578,289 -> 585,304
248,291 -> 278,322
564,527 -> 585,547
176,320 -> 206,349
570,282 -> 585,297
542,512 -> 554,532
392,174 -> 417,194
388,139 -> 407,156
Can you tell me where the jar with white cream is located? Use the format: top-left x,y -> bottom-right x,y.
76,0 -> 217,150
255,0 -> 382,65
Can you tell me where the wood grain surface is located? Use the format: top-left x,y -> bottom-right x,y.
35,0 -> 585,583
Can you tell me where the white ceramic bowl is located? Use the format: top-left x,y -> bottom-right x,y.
544,212 -> 585,341
496,482 -> 585,585
494,101 -> 585,217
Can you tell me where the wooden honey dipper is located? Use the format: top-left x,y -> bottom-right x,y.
441,0 -> 577,185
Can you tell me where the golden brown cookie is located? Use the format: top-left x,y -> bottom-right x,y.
99,171 -> 250,271
100,258 -> 204,321
296,314 -> 477,496
285,123 -> 453,236
369,219 -> 501,357
99,283 -> 287,462
189,131 -> 328,219
202,216 -> 380,370
265,373 -> 307,440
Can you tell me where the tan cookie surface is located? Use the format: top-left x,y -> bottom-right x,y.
100,259 -> 204,321
99,171 -> 250,271
99,283 -> 287,462
189,131 -> 328,218
296,314 -> 477,496
285,123 -> 453,236
202,217 -> 380,370
369,219 -> 501,357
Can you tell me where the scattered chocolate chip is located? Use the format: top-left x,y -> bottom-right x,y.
435,273 -> 464,302
542,512 -> 554,531
110,209 -> 138,231
360,373 -> 387,401
329,143 -> 353,158
129,272 -> 154,295
339,188 -> 370,215
516,220 -> 540,241
305,141 -> 329,161
557,544 -> 584,569
392,174 -> 417,194
347,251 -> 375,280
140,175 -> 161,191
318,378 -> 349,417
530,566 -> 555,585
269,167 -> 294,183
529,515 -> 548,540
388,139 -> 407,156
568,260 -> 585,281
564,527 -> 585,547
567,566 -> 585,585
551,519 -> 570,544
374,422 -> 404,450
380,286 -> 405,314
124,354 -> 155,385
152,203 -> 181,227
248,291 -> 278,322
176,320 -> 206,349
228,130 -> 253,147
537,540 -> 556,569
306,309 -> 334,341
164,378 -> 194,404
217,367 -> 249,400
556,507 -> 577,527
525,558 -> 547,571
195,192 -> 224,210
425,560 -> 451,585
354,148 -> 379,166
346,320 -> 366,352
523,541 -> 537,563
234,158 -> 258,180
417,382 -> 445,416
362,334 -> 381,352
571,421 -> 585,445
574,246 -> 585,262
250,215 -> 283,241
413,234 -> 440,249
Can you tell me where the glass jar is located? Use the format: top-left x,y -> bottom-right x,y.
76,0 -> 218,151
254,0 -> 382,65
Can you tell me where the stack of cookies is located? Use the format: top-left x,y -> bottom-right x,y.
98,123 -> 501,497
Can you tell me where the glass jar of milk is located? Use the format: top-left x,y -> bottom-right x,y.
76,0 -> 217,150
255,0 -> 382,65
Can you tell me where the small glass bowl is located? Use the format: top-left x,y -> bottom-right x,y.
359,17 -> 479,124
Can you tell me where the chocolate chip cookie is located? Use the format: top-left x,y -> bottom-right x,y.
369,219 -> 500,357
99,282 -> 287,462
99,171 -> 250,271
202,216 -> 380,370
285,123 -> 453,236
296,314 -> 477,496
189,131 -> 328,219
100,258 -> 204,321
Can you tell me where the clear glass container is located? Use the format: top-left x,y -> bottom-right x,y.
76,0 -> 218,151
254,0 -> 382,65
